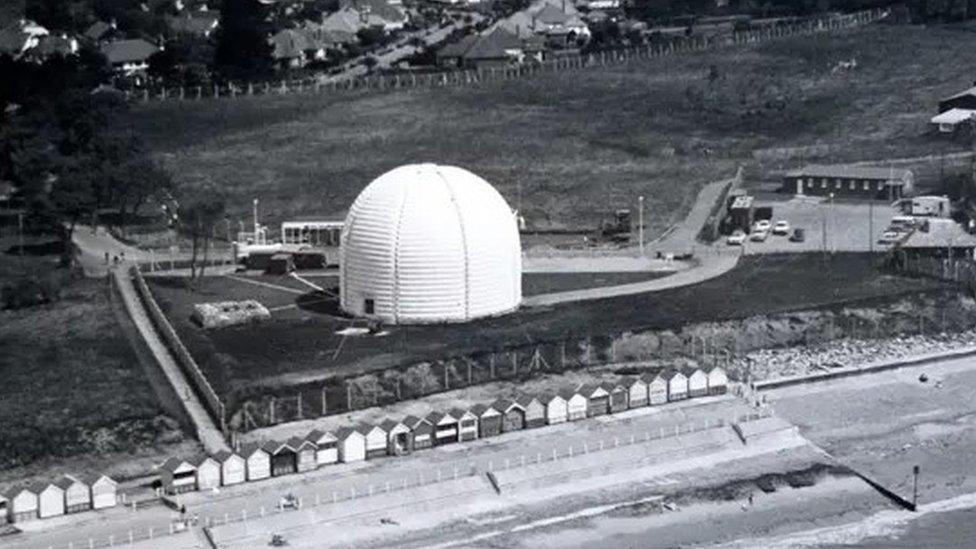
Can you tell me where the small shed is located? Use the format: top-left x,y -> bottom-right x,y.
579,384 -> 610,417
191,455 -> 221,491
469,404 -> 502,438
707,366 -> 729,395
515,395 -> 546,429
240,442 -> 271,482
427,411 -> 460,446
213,451 -> 246,486
158,457 -> 197,494
665,369 -> 689,401
450,408 -> 479,441
289,437 -> 318,472
336,426 -> 367,462
686,367 -> 709,398
265,253 -> 294,275
626,376 -> 649,408
37,482 -> 65,519
379,418 -> 413,455
55,475 -> 91,514
307,430 -> 338,466
85,475 -> 117,510
644,371 -> 668,405
404,415 -> 435,450
565,389 -> 588,420
364,424 -> 390,458
494,399 -> 526,432
264,440 -> 298,477
5,486 -> 38,523
604,381 -> 629,413
542,391 -> 568,424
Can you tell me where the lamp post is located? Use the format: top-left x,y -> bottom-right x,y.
638,195 -> 645,255
912,464 -> 920,510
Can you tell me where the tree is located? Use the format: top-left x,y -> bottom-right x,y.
177,186 -> 226,279
213,0 -> 273,81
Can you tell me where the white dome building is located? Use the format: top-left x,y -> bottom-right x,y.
340,164 -> 522,324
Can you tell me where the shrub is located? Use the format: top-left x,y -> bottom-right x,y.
1,272 -> 66,310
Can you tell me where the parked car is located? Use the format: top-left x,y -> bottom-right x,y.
789,228 -> 805,242
753,219 -> 772,233
278,494 -> 301,511
773,220 -> 790,235
727,230 -> 746,246
878,230 -> 902,245
750,228 -> 769,242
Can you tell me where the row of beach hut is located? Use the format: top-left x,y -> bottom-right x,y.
2,474 -> 118,524
158,367 -> 728,495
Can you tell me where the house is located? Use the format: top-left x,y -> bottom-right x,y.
5,486 -> 38,523
427,411 -> 460,445
54,475 -> 90,514
469,404 -> 503,438
451,408 -> 479,441
264,440 -> 298,477
166,11 -> 220,37
213,450 -> 246,486
515,394 -> 546,428
341,0 -> 408,31
665,369 -> 689,401
782,165 -> 914,201
930,108 -> 975,134
894,218 -> 976,260
100,39 -> 160,84
26,35 -> 79,61
379,418 -> 413,455
645,371 -> 668,405
289,437 -> 318,472
686,367 -> 709,398
542,391 -> 568,424
336,426 -> 367,462
578,384 -> 610,417
905,195 -> 951,218
603,381 -> 629,413
404,415 -> 435,449
85,475 -> 118,510
564,387 -> 588,420
269,28 -> 315,68
240,442 -> 272,481
461,27 -> 525,69
191,455 -> 221,491
320,7 -> 364,35
626,376 -> 649,408
493,399 -> 526,432
437,34 -> 478,68
84,20 -> 121,43
158,458 -> 197,494
364,424 -> 390,458
707,366 -> 728,395
307,430 -> 339,466
37,481 -> 65,519
0,19 -> 48,58
939,84 -> 976,113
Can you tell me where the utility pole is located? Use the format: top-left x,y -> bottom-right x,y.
912,465 -> 920,510
638,195 -> 645,255
252,198 -> 259,236
869,198 -> 874,254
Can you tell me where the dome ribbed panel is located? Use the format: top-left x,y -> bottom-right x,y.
340,164 -> 522,324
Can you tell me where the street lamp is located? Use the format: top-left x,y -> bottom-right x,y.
638,195 -> 645,255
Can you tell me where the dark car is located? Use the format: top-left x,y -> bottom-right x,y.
789,228 -> 805,242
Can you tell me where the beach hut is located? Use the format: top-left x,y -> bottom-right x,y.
379,418 -> 413,455
493,399 -> 526,432
565,388 -> 588,421
451,408 -> 480,442
5,486 -> 37,523
469,404 -> 502,438
516,394 -> 546,429
191,455 -> 221,491
404,415 -> 435,450
289,437 -> 318,472
707,366 -> 729,395
55,475 -> 91,514
307,430 -> 338,466
37,482 -> 65,519
626,376 -> 649,408
665,369 -> 689,401
579,384 -> 610,417
85,475 -> 118,510
542,392 -> 568,424
158,458 -> 197,494
213,451 -> 246,486
336,426 -> 367,463
645,371 -> 668,405
264,440 -> 298,477
364,424 -> 390,458
604,381 -> 629,413
427,411 -> 460,446
240,442 -> 271,481
687,367 -> 709,398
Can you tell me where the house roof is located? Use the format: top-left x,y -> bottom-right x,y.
942,85 -> 976,103
189,454 -> 217,467
239,441 -> 268,457
84,21 -> 113,41
287,436 -> 316,449
0,29 -> 30,55
159,457 -> 193,473
557,387 -> 579,400
99,39 -> 159,65
533,3 -> 570,25
898,218 -> 976,249
425,410 -> 450,423
491,398 -> 523,412
270,29 -> 315,60
931,108 -> 976,125
785,164 -> 912,184
464,27 -> 522,61
31,35 -> 77,57
335,425 -> 367,438
663,369 -> 686,381
53,475 -> 83,490
31,481 -> 55,493
403,415 -> 431,428
213,450 -> 240,463
166,12 -> 220,35
378,418 -> 401,431
448,407 -> 473,419
3,484 -> 36,498
438,34 -> 478,59
515,394 -> 541,407
321,8 -> 364,34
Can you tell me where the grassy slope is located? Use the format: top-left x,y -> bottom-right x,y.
126,24 -> 974,236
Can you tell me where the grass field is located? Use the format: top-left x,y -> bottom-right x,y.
125,23 -> 974,238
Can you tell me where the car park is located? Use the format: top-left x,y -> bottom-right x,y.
773,220 -> 790,235
727,230 -> 746,246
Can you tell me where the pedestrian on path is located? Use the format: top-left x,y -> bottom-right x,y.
104,251 -> 110,265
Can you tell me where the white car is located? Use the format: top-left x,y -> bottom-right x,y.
727,230 -> 746,245
878,231 -> 902,245
750,228 -> 769,242
753,219 -> 772,233
772,220 -> 790,235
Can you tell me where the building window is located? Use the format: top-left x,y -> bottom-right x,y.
863,181 -> 869,190
364,298 -> 374,315
878,182 -> 884,190
849,180 -> 855,190
806,180 -> 812,188
835,179 -> 841,189
821,179 -> 827,189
